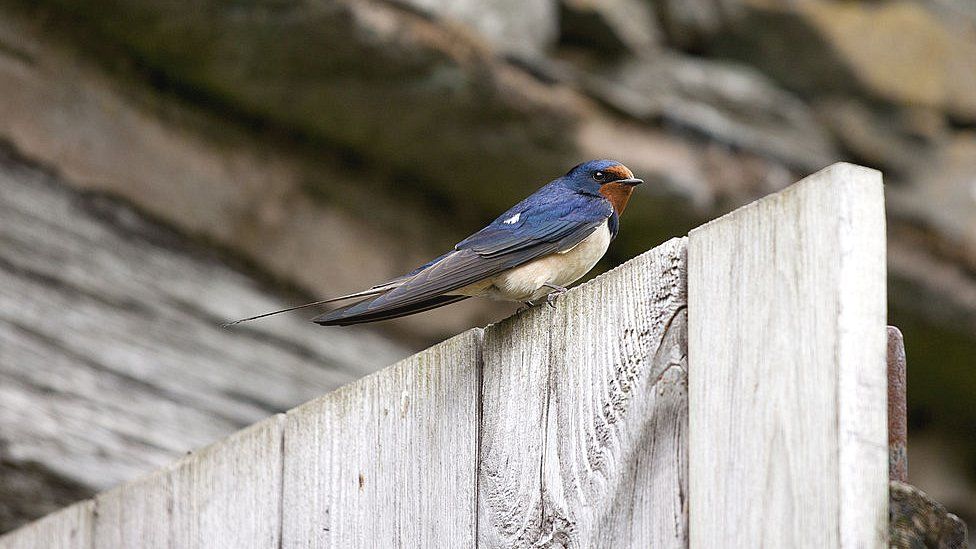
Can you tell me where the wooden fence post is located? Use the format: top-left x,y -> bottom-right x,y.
281,330 -> 482,548
688,163 -> 888,547
92,415 -> 285,548
478,238 -> 687,548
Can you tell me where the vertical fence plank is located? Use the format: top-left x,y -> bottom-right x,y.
91,415 -> 284,549
93,469 -> 171,548
281,330 -> 482,548
688,163 -> 888,547
171,416 -> 284,549
0,501 -> 92,549
479,238 -> 688,548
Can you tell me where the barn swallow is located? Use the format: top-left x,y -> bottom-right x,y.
224,160 -> 642,327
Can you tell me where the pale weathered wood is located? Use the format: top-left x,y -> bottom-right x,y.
91,469 -> 171,549
0,501 -> 93,549
479,238 -> 688,548
688,162 -> 888,547
91,415 -> 285,549
281,330 -> 482,548
0,145 -> 406,532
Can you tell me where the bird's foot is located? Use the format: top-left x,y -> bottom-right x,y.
543,284 -> 568,309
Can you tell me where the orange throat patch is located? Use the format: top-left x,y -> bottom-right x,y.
599,182 -> 635,215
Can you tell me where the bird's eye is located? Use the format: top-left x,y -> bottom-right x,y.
593,171 -> 606,182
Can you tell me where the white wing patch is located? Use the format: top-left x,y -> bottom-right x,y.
502,213 -> 521,225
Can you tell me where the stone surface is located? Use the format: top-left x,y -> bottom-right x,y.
922,0 -> 976,32
888,133 -> 976,260
2,0 -> 583,218
890,480 -> 968,548
578,54 -> 836,170
803,1 -> 976,121
394,0 -> 558,58
560,0 -> 661,55
710,0 -> 976,121
651,0 -> 741,50
815,98 -> 945,178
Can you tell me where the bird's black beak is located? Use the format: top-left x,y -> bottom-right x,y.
616,178 -> 643,186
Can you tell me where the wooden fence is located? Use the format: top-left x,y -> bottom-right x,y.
0,163 -> 889,548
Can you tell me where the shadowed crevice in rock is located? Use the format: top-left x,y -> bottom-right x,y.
0,455 -> 94,534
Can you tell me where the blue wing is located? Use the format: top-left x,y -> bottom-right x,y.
455,183 -> 615,255
314,184 -> 612,325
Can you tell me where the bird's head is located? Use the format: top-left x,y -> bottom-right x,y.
564,159 -> 643,215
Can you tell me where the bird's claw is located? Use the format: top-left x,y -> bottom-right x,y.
516,285 -> 568,314
543,284 -> 568,308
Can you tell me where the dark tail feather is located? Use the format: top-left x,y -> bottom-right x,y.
221,287 -> 395,327
313,295 -> 469,326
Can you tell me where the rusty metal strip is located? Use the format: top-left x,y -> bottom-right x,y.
887,326 -> 908,483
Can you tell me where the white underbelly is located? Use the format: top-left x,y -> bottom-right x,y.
454,220 -> 612,302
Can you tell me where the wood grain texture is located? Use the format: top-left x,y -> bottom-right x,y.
479,238 -> 688,548
688,162 -> 888,548
281,330 -> 482,549
0,501 -> 92,549
91,415 -> 285,549
0,146 -> 405,531
92,469 -> 171,549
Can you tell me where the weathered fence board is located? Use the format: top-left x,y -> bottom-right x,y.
688,163 -> 888,547
479,238 -> 688,548
0,501 -> 92,549
92,469 -> 171,548
281,330 -> 482,548
92,415 -> 285,549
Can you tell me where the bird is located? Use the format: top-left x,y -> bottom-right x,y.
223,159 -> 642,327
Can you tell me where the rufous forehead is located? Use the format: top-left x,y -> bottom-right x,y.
604,164 -> 634,180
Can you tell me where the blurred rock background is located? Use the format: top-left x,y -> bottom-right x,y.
0,0 -> 973,538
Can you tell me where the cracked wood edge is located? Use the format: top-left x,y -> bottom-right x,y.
281,330 -> 482,549
688,163 -> 888,548
478,237 -> 688,548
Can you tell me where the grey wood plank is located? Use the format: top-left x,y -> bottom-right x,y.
91,415 -> 285,549
281,330 -> 482,549
478,238 -> 688,548
688,162 -> 888,548
0,501 -> 93,549
92,469 -> 171,549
